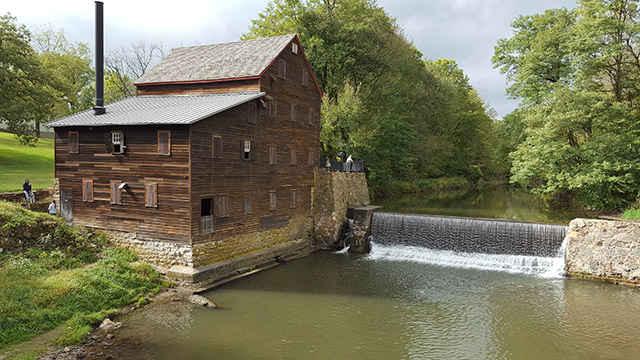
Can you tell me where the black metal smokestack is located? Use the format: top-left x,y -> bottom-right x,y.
93,1 -> 106,115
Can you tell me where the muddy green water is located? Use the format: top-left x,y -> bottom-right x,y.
110,252 -> 640,359
375,185 -> 589,224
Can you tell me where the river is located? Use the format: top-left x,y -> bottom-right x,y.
86,186 -> 639,359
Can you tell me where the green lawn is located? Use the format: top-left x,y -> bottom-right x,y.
0,132 -> 54,193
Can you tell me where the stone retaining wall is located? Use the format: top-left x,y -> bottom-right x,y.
566,218 -> 640,285
102,216 -> 313,286
313,169 -> 370,249
104,230 -> 194,270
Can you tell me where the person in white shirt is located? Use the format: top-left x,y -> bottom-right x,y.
48,200 -> 57,216
346,155 -> 353,171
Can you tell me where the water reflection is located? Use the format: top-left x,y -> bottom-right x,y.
375,185 -> 589,224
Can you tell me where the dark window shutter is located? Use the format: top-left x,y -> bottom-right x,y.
244,195 -> 252,214
248,104 -> 257,123
158,131 -> 170,155
105,132 -> 112,153
145,183 -> 157,208
213,136 -> 222,158
69,132 -> 79,154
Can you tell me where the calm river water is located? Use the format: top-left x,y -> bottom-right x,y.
109,251 -> 640,359
375,185 -> 589,223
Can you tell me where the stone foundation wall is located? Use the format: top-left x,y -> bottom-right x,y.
103,216 -> 312,284
313,169 -> 370,249
566,219 -> 640,285
192,217 -> 312,267
104,230 -> 194,269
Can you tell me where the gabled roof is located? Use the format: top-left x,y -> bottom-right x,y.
135,34 -> 297,86
46,92 -> 265,127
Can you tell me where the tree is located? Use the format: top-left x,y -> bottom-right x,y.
494,0 -> 640,209
0,14 -> 54,144
246,0 -> 498,193
32,25 -> 93,134
105,41 -> 166,100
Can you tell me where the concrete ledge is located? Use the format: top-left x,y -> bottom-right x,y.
167,238 -> 311,288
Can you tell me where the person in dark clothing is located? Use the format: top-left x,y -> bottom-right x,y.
23,179 -> 35,203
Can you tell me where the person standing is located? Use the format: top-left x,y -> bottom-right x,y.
23,179 -> 34,203
48,200 -> 57,216
346,155 -> 354,171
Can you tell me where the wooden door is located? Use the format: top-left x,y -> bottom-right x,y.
60,189 -> 73,221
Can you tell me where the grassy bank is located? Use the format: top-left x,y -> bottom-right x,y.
0,202 -> 167,350
0,132 -> 54,193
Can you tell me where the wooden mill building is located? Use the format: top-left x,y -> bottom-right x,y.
47,34 -> 322,283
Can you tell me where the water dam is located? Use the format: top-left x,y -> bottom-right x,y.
368,212 -> 568,277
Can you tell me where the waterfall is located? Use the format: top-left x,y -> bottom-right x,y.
334,219 -> 354,254
369,212 -> 568,277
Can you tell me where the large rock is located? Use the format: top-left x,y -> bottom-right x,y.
187,294 -> 218,308
99,318 -> 122,331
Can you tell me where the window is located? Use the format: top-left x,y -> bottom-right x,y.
82,179 -> 93,203
269,99 -> 277,118
214,195 -> 229,218
69,131 -> 79,154
108,131 -> 124,153
157,130 -> 170,155
269,191 -> 276,211
244,195 -> 252,215
290,104 -> 297,122
308,149 -> 315,166
201,198 -> 214,234
291,148 -> 297,165
302,69 -> 309,87
269,146 -> 277,165
291,42 -> 299,54
212,135 -> 222,159
279,59 -> 287,79
291,190 -> 297,208
308,108 -> 315,125
110,181 -> 122,205
145,183 -> 157,208
248,103 -> 257,124
243,140 -> 251,160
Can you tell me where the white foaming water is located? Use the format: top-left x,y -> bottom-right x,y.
334,245 -> 350,254
367,237 -> 568,278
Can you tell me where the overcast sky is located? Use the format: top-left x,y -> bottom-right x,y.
1,0 -> 577,118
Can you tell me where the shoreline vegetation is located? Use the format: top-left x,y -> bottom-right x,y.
0,202 -> 169,357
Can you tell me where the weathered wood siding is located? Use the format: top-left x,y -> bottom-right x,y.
189,37 -> 321,245
136,79 -> 260,96
54,125 -> 191,243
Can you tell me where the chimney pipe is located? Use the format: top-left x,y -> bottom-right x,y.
93,1 -> 106,115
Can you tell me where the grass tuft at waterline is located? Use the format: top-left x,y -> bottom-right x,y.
0,202 -> 168,349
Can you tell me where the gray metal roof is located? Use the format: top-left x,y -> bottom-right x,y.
46,92 -> 265,127
135,34 -> 296,85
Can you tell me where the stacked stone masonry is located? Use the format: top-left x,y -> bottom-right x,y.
313,169 -> 370,249
566,218 -> 640,285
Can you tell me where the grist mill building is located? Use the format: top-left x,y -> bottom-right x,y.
47,34 -> 322,283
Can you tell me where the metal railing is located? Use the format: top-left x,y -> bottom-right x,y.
321,160 -> 365,173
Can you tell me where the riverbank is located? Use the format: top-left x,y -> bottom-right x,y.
0,202 -> 168,358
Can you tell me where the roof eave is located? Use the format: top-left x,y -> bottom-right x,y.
134,75 -> 261,88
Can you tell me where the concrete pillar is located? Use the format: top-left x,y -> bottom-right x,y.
349,205 -> 382,253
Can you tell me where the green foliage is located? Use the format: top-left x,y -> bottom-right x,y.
0,203 -> 165,348
494,0 -> 640,210
0,16 -> 92,144
0,131 -> 54,192
246,0 -> 498,193
0,14 -> 54,145
622,208 -> 640,219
